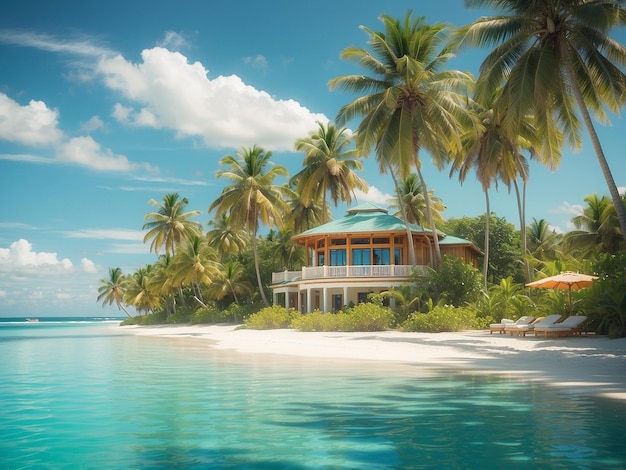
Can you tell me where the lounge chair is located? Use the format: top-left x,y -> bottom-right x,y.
505,314 -> 562,337
533,315 -> 588,338
489,315 -> 535,334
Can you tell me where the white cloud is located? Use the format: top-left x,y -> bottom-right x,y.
99,47 -> 327,151
65,228 -> 144,241
158,31 -> 189,50
112,103 -> 133,123
81,258 -> 99,273
353,186 -> 393,206
0,30 -> 115,57
243,54 -> 268,70
0,239 -> 73,271
550,201 -> 584,216
0,93 -> 64,146
56,136 -> 157,173
81,115 -> 104,132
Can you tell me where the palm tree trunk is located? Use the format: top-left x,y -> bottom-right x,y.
561,37 -> 626,241
483,190 -> 490,288
252,230 -> 270,306
513,178 -> 531,282
117,302 -> 132,318
388,165 -> 417,266
416,167 -> 442,268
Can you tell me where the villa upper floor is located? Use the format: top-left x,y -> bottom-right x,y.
271,203 -> 482,287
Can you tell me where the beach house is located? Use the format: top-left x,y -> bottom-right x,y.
271,203 -> 481,313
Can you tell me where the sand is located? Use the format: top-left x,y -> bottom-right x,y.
120,324 -> 626,401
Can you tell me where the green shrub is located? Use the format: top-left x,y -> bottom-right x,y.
244,305 -> 301,329
400,305 -> 483,332
429,255 -> 483,306
291,303 -> 394,332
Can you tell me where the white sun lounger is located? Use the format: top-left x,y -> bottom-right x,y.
505,314 -> 562,337
489,315 -> 535,334
533,315 -> 588,337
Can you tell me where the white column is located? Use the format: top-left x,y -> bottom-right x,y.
307,287 -> 312,313
272,291 -> 277,307
323,287 -> 328,313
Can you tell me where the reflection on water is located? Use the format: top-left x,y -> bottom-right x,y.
1,322 -> 625,469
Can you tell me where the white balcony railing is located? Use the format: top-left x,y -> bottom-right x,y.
272,265 -> 425,284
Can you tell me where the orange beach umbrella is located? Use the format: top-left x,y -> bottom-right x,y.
526,271 -> 598,315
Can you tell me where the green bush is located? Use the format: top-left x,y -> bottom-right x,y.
291,303 -> 394,332
244,305 -> 301,329
400,305 -> 484,332
429,255 -> 483,306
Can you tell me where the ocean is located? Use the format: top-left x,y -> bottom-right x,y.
1,318 -> 625,469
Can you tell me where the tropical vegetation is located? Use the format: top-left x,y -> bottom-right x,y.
99,6 -> 626,338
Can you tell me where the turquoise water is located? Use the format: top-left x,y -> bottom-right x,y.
1,320 -> 625,469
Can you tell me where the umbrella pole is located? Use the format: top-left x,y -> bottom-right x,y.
568,285 -> 572,316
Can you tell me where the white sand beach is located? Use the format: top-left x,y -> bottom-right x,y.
121,324 -> 626,401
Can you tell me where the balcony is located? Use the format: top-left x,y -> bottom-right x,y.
272,264 -> 429,284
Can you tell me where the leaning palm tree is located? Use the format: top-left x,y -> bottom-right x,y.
143,193 -> 202,256
97,267 -> 131,318
292,121 -> 368,224
209,145 -> 292,306
330,12 -> 475,268
456,0 -> 626,242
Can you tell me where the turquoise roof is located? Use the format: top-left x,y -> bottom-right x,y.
294,203 -> 479,253
295,203 -> 430,237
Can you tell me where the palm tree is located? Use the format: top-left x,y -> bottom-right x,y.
169,234 -> 221,305
147,253 -> 177,317
387,174 -> 446,227
143,193 -> 202,256
292,121 -> 368,224
209,145 -> 292,306
97,267 -> 131,317
330,12 -> 474,268
206,213 -> 249,262
527,218 -> 561,260
286,188 -> 328,234
270,226 -> 305,271
457,0 -> 626,242
564,194 -> 626,257
451,85 -> 544,285
125,265 -> 161,315
206,260 -> 253,307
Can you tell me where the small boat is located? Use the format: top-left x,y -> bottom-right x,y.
26,318 -> 39,323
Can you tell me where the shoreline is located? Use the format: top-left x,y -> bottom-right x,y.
120,324 -> 626,401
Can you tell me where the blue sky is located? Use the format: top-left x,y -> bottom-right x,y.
1,0 -> 625,317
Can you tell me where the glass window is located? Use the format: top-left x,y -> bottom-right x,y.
331,238 -> 346,246
394,236 -> 403,244
394,248 -> 402,265
317,252 -> 324,266
317,240 -> 325,248
333,294 -> 343,312
357,292 -> 369,304
373,248 -> 390,265
330,249 -> 346,266
373,237 -> 389,244
352,248 -> 370,265
352,237 -> 369,245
